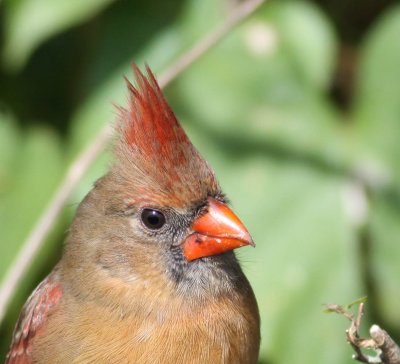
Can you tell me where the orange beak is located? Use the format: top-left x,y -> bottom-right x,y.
182,197 -> 255,261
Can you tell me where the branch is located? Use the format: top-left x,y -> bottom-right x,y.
370,325 -> 400,364
325,302 -> 400,364
0,0 -> 266,325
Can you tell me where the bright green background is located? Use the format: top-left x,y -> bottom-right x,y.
1,0 -> 400,362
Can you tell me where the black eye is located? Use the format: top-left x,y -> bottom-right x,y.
141,209 -> 166,230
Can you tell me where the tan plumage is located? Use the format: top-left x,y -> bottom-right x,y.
7,65 -> 260,364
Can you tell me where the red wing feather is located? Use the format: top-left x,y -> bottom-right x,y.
6,270 -> 62,364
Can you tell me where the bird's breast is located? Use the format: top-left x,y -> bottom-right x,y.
32,288 -> 260,364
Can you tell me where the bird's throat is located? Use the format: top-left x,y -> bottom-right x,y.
166,248 -> 244,299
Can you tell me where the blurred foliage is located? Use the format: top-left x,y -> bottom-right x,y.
0,0 -> 399,362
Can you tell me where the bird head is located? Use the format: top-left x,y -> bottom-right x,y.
65,65 -> 254,297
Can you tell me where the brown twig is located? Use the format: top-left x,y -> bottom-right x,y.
370,325 -> 400,364
0,0 -> 266,325
325,301 -> 400,364
345,303 -> 374,363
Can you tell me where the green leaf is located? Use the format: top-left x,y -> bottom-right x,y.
0,113 -> 20,191
173,0 -> 346,168
2,0 -> 116,70
353,4 -> 400,183
268,0 -> 338,90
368,192 -> 400,324
347,296 -> 368,309
352,4 -> 400,327
0,123 -> 64,279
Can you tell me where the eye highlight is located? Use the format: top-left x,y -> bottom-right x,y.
141,209 -> 166,230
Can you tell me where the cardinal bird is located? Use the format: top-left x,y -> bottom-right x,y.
6,65 -> 260,363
